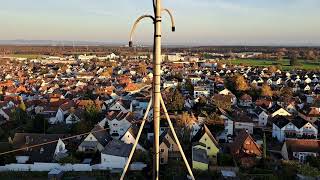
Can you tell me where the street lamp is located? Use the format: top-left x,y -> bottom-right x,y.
120,1 -> 194,180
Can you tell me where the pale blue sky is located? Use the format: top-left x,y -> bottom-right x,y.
0,0 -> 319,45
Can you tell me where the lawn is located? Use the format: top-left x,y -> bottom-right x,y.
219,59 -> 320,71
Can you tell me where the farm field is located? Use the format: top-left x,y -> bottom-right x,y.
7,54 -> 43,59
219,59 -> 320,70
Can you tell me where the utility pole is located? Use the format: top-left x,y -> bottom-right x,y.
153,1 -> 162,179
121,1 -> 194,179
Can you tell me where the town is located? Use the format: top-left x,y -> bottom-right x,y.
0,46 -> 320,179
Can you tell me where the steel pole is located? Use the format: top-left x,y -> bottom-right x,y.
153,0 -> 162,179
120,98 -> 153,180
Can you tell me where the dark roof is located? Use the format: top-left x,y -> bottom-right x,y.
192,125 -> 219,148
272,115 -> 290,129
91,125 -> 112,147
12,133 -> 68,163
101,139 -> 132,157
192,147 -> 209,164
291,117 -> 308,129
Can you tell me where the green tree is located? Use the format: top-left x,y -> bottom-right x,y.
289,50 -> 299,66
184,78 -> 194,95
58,155 -> 80,164
25,114 -> 48,133
84,103 -> 100,125
11,108 -> 28,126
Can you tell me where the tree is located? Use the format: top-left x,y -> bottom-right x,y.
288,50 -> 299,66
211,95 -> 232,110
58,155 -> 80,164
204,112 -> 223,126
84,103 -> 101,125
178,112 -> 194,129
280,87 -> 293,98
0,127 -> 4,139
275,48 -> 286,61
25,114 -> 48,133
234,74 -> 249,92
304,50 -> 317,60
11,108 -> 28,126
136,63 -> 148,75
261,84 -> 273,97
184,78 -> 194,95
268,66 -> 278,74
166,89 -> 185,112
263,132 -> 267,159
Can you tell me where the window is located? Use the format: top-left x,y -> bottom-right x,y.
207,147 -> 211,150
161,149 -> 164,152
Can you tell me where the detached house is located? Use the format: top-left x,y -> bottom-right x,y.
101,139 -> 133,169
105,111 -> 137,138
78,125 -> 112,153
229,130 -> 262,167
108,99 -> 133,113
159,129 -> 179,164
281,139 -> 320,163
252,107 -> 269,126
11,133 -> 68,163
239,94 -> 253,107
192,125 -> 219,163
298,106 -> 320,123
120,125 -> 145,151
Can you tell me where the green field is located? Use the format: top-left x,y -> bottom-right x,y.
219,59 -> 320,70
8,54 -> 43,59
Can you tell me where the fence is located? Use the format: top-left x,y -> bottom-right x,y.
0,162 -> 146,172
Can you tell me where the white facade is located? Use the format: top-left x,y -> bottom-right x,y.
100,154 -> 127,169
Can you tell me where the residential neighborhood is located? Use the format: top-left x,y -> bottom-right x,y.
0,47 -> 319,179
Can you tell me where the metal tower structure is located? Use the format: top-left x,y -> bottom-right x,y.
120,0 -> 195,180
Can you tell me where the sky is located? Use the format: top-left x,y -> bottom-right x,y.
0,0 -> 320,46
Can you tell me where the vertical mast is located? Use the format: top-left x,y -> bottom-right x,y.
153,0 -> 162,180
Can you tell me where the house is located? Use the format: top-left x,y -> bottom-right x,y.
11,133 -> 68,163
229,130 -> 262,167
298,106 -> 320,123
78,125 -> 112,153
65,109 -> 83,124
159,129 -> 179,164
281,139 -> 320,163
192,125 -> 219,162
105,111 -> 137,138
108,99 -> 133,113
272,116 -> 318,142
192,147 -> 209,171
269,105 -> 291,117
252,107 -> 269,126
120,125 -> 145,151
193,86 -> 210,99
239,94 -> 252,107
233,112 -> 254,134
101,139 -> 133,169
